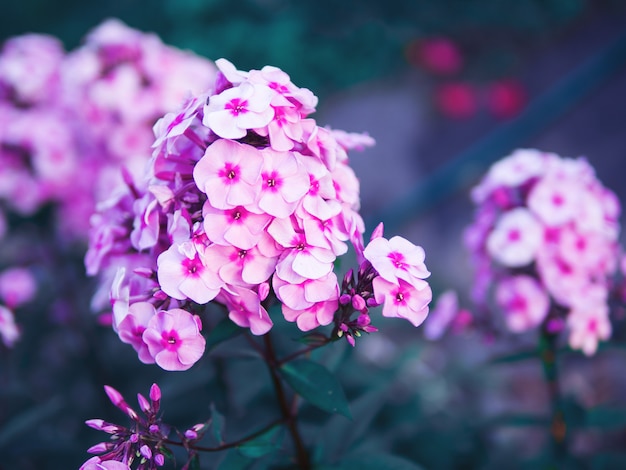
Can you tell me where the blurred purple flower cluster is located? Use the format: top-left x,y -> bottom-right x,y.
0,19 -> 216,347
465,149 -> 621,354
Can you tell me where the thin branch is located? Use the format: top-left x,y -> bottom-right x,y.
158,418 -> 284,452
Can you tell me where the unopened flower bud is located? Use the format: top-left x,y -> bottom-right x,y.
149,383 -> 161,412
339,294 -> 351,305
149,424 -> 160,434
137,393 -> 151,415
133,267 -> 154,279
351,295 -> 366,311
140,444 -> 152,460
184,429 -> 198,440
258,282 -> 270,301
153,290 -> 168,300
370,222 -> 384,241
155,454 -> 165,466
87,442 -> 111,454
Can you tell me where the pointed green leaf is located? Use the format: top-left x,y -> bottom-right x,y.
206,316 -> 243,352
279,359 -> 351,418
237,425 -> 281,458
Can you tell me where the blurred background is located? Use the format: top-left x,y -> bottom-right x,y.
1,1 -> 626,468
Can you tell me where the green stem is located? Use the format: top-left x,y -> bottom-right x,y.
263,333 -> 310,469
539,328 -> 567,463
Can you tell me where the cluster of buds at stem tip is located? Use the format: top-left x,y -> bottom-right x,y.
333,263 -> 380,346
81,384 -> 170,470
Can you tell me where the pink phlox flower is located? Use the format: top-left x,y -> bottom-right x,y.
248,64 -> 318,115
0,267 -> 37,308
0,33 -> 64,105
363,236 -> 430,286
424,290 -> 462,340
216,286 -> 273,335
495,275 -> 550,333
152,95 -> 205,151
117,301 -> 156,364
266,106 -> 304,151
486,207 -> 543,267
306,126 -> 346,171
203,81 -> 275,139
296,154 -> 342,220
0,305 -> 20,347
80,456 -> 131,470
193,138 -> 263,210
108,264 -> 158,326
558,226 -> 616,277
567,286 -> 611,356
142,308 -> 206,371
527,176 -> 580,227
203,233 -> 280,287
273,271 -> 339,310
372,277 -> 432,327
130,193 -> 161,251
268,216 -> 336,282
157,240 -> 223,304
202,204 -> 272,250
282,297 -> 338,332
328,128 -> 376,152
214,57 -> 249,85
332,162 -> 361,211
535,250 -> 588,309
166,208 -> 192,244
471,149 -> 547,204
256,148 -> 310,217
302,213 -> 349,257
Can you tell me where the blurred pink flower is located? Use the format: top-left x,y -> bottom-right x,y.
408,37 -> 463,75
495,275 -> 550,333
435,82 -> 477,119
486,79 -> 527,119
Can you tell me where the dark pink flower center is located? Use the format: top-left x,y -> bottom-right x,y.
219,163 -> 240,183
263,170 -> 281,190
388,252 -> 406,269
226,98 -> 248,116
508,229 -> 521,242
182,256 -> 203,277
552,193 -> 564,207
162,330 -> 180,351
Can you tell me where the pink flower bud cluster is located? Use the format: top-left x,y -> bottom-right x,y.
0,19 -> 216,238
81,383 -> 169,470
465,149 -> 621,355
86,59 -> 432,368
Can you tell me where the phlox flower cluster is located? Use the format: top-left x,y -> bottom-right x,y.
465,149 -> 621,355
86,58 -> 432,370
0,20 -> 215,347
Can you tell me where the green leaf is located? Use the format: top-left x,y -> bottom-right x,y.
237,425 -> 281,458
280,359 -> 351,419
210,403 -> 225,443
218,449 -> 253,470
206,316 -> 243,352
315,386 -> 389,462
